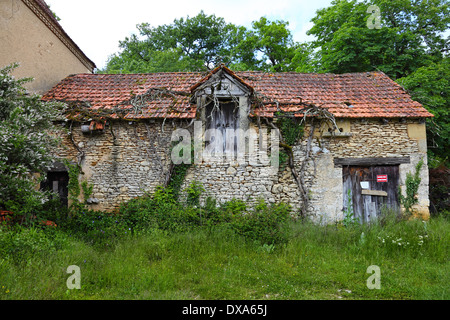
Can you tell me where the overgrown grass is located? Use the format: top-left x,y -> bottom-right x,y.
1,214 -> 448,300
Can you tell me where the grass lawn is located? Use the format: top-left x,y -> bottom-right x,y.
0,216 -> 448,300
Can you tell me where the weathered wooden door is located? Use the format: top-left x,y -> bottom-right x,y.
343,166 -> 399,223
206,102 -> 239,154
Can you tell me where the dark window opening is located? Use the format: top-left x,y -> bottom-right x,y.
40,171 -> 69,207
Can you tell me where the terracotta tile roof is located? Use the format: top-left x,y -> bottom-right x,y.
42,67 -> 433,120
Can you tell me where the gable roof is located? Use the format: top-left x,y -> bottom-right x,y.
42,66 -> 433,120
190,65 -> 254,94
23,0 -> 96,71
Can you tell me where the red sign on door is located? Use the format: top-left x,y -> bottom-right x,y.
377,174 -> 388,182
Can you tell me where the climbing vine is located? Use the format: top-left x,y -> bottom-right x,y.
275,114 -> 305,167
64,159 -> 81,214
253,91 -> 338,217
399,158 -> 424,215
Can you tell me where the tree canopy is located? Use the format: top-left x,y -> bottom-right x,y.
99,11 -> 312,74
307,0 -> 449,79
0,64 -> 66,214
397,57 -> 450,162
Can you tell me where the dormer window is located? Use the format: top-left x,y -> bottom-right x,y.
191,65 -> 253,159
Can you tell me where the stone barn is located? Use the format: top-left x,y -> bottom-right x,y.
41,65 -> 433,222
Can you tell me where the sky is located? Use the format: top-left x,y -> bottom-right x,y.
44,0 -> 334,70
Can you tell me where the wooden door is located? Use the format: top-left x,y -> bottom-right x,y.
206,102 -> 239,154
343,165 -> 399,223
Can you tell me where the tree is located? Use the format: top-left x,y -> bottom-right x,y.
307,0 -> 449,79
0,63 -> 66,216
397,57 -> 450,163
100,11 -> 236,73
229,17 -> 302,72
100,12 -> 317,73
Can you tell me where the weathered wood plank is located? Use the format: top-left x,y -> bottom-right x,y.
334,157 -> 410,167
361,189 -> 388,197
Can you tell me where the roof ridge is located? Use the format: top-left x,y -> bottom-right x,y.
23,0 -> 96,71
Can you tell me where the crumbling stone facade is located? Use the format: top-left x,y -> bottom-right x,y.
43,65 -> 433,222
53,116 -> 429,222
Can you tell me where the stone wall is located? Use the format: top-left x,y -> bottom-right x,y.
181,118 -> 429,221
53,120 -> 173,211
53,117 -> 430,220
294,118 -> 429,220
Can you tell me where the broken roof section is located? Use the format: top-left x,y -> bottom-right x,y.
42,65 -> 434,120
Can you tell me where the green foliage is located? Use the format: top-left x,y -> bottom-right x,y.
399,159 -> 424,215
307,0 -> 449,79
230,199 -> 292,245
61,209 -> 128,245
230,17 -> 303,72
397,58 -> 450,163
117,184 -> 292,245
100,12 -> 317,74
277,116 -> 304,146
1,206 -> 449,300
0,225 -> 68,264
185,180 -> 205,207
167,163 -> 191,199
64,160 -> 83,214
81,180 -> 94,200
276,115 -> 304,166
221,198 -> 247,216
343,189 -> 359,227
100,11 -> 234,73
0,63 -> 66,218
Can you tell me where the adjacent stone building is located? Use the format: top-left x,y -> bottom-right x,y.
42,65 -> 433,222
0,0 -> 95,94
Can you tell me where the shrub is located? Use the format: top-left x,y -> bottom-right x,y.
119,195 -> 157,231
0,225 -> 68,263
62,209 -> 128,245
231,199 -> 292,245
399,158 -> 424,215
185,180 -> 205,207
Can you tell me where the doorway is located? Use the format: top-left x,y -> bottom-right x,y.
41,171 -> 69,207
343,165 -> 400,223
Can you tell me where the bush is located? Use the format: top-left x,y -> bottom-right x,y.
230,199 -> 292,245
62,209 -> 128,245
117,186 -> 293,246
119,195 -> 157,231
0,225 -> 68,263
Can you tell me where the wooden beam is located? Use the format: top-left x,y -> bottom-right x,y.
334,157 -> 410,167
361,190 -> 388,197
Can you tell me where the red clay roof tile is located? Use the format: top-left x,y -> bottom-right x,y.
42,68 -> 433,120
